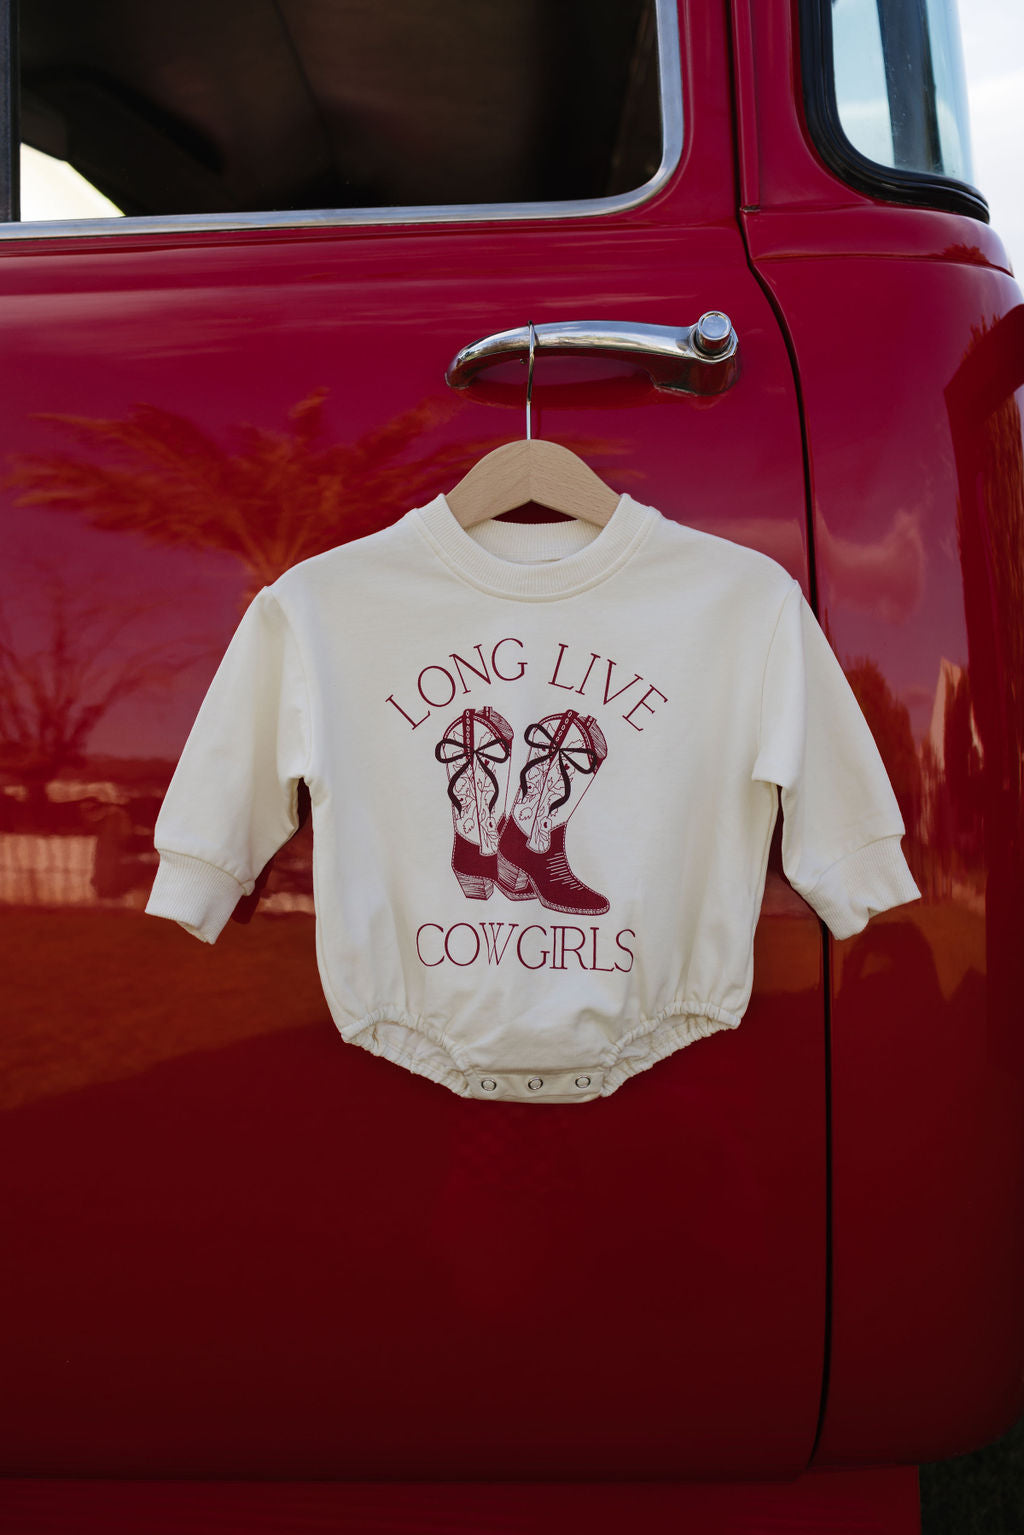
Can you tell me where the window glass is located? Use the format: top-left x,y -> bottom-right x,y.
830,0 -> 973,183
17,0 -> 663,223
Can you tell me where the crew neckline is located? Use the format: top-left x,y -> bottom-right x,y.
411,491 -> 656,600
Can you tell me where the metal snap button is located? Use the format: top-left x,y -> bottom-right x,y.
527,1077 -> 543,1091
481,1079 -> 497,1092
575,1076 -> 591,1089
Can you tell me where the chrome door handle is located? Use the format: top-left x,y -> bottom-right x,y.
445,315 -> 738,396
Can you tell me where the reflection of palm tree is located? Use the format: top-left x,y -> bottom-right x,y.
0,572 -> 195,814
2,389 -> 472,594
1,386 -> 623,809
2,386 -> 627,595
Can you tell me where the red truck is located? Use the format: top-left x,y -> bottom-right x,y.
1,1 -> 1021,1530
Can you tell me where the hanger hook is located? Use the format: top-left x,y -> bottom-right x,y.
525,321 -> 537,442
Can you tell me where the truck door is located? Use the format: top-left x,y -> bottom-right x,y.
0,0 -> 824,1479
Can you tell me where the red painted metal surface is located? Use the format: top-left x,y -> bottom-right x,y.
732,0 -> 1024,1467
0,1469 -> 921,1535
0,0 -> 1019,1520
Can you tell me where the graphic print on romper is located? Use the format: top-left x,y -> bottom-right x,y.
434,707 -> 514,899
435,707 -> 609,914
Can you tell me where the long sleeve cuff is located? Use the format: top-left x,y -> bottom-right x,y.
801,836 -> 922,941
145,852 -> 248,944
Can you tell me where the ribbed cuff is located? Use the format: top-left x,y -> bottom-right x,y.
804,836 -> 922,941
145,852 -> 247,945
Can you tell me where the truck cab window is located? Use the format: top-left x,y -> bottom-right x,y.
15,0 -> 663,223
830,0 -> 973,183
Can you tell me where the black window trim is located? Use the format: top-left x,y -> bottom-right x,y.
0,0 -> 18,222
800,0 -> 989,223
0,0 -> 681,240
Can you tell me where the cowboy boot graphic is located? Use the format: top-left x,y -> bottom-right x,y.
496,709 -> 609,915
435,707 -> 514,899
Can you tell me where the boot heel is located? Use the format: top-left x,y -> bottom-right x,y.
455,871 -> 494,900
496,852 -> 534,900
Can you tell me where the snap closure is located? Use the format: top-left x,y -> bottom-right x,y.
480,1079 -> 497,1092
575,1076 -> 591,1089
527,1077 -> 544,1091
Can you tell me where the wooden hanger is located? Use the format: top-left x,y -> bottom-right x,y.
445,323 -> 621,530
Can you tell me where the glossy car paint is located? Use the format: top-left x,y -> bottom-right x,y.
0,0 -> 1020,1524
